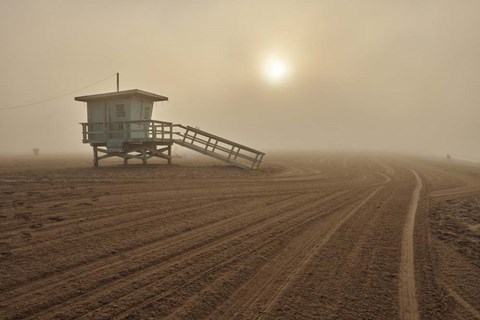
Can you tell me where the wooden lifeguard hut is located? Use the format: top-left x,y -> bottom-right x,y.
76,80 -> 265,169
76,89 -> 173,167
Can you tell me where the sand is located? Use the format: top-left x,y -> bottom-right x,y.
0,153 -> 478,319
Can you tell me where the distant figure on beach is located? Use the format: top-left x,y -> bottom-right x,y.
33,148 -> 40,156
446,153 -> 451,161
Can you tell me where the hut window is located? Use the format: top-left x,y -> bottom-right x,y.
116,104 -> 126,118
143,106 -> 151,119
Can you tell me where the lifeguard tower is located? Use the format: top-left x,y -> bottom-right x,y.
76,84 -> 265,169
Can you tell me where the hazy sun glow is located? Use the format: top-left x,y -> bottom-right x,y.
263,57 -> 290,83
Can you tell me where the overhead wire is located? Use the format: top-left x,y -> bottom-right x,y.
0,73 -> 117,112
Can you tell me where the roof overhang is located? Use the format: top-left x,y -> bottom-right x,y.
75,89 -> 168,102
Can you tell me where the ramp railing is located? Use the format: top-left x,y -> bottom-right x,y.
173,125 -> 265,169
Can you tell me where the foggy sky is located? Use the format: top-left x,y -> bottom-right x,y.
1,0 -> 479,159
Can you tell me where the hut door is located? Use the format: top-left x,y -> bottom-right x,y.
108,103 -> 126,140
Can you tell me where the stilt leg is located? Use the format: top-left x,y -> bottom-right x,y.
124,155 -> 128,166
142,149 -> 147,165
168,144 -> 172,164
93,146 -> 99,168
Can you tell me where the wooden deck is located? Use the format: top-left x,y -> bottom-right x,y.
80,120 -> 265,169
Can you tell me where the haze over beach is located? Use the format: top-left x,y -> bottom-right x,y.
1,2 -> 480,320
1,0 -> 479,158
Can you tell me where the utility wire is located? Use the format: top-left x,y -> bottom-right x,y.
0,73 -> 117,112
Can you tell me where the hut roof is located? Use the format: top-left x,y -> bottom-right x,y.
75,89 -> 168,102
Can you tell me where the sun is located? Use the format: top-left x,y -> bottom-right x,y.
263,57 -> 290,83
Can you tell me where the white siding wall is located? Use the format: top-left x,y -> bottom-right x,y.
85,96 -> 156,146
130,98 -> 142,121
130,98 -> 146,139
87,101 -> 106,123
87,101 -> 106,142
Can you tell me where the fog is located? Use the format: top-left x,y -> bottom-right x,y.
1,0 -> 479,159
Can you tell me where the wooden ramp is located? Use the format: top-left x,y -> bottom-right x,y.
173,125 -> 265,169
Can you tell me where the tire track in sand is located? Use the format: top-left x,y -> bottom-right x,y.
399,168 -> 422,320
3,195 -> 292,319
254,186 -> 384,320
107,192 -> 352,320
445,285 -> 480,319
210,186 -> 383,320
11,194 -> 326,319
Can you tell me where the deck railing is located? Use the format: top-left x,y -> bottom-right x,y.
80,120 -> 173,143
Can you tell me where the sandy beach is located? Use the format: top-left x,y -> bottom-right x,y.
0,153 -> 478,319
